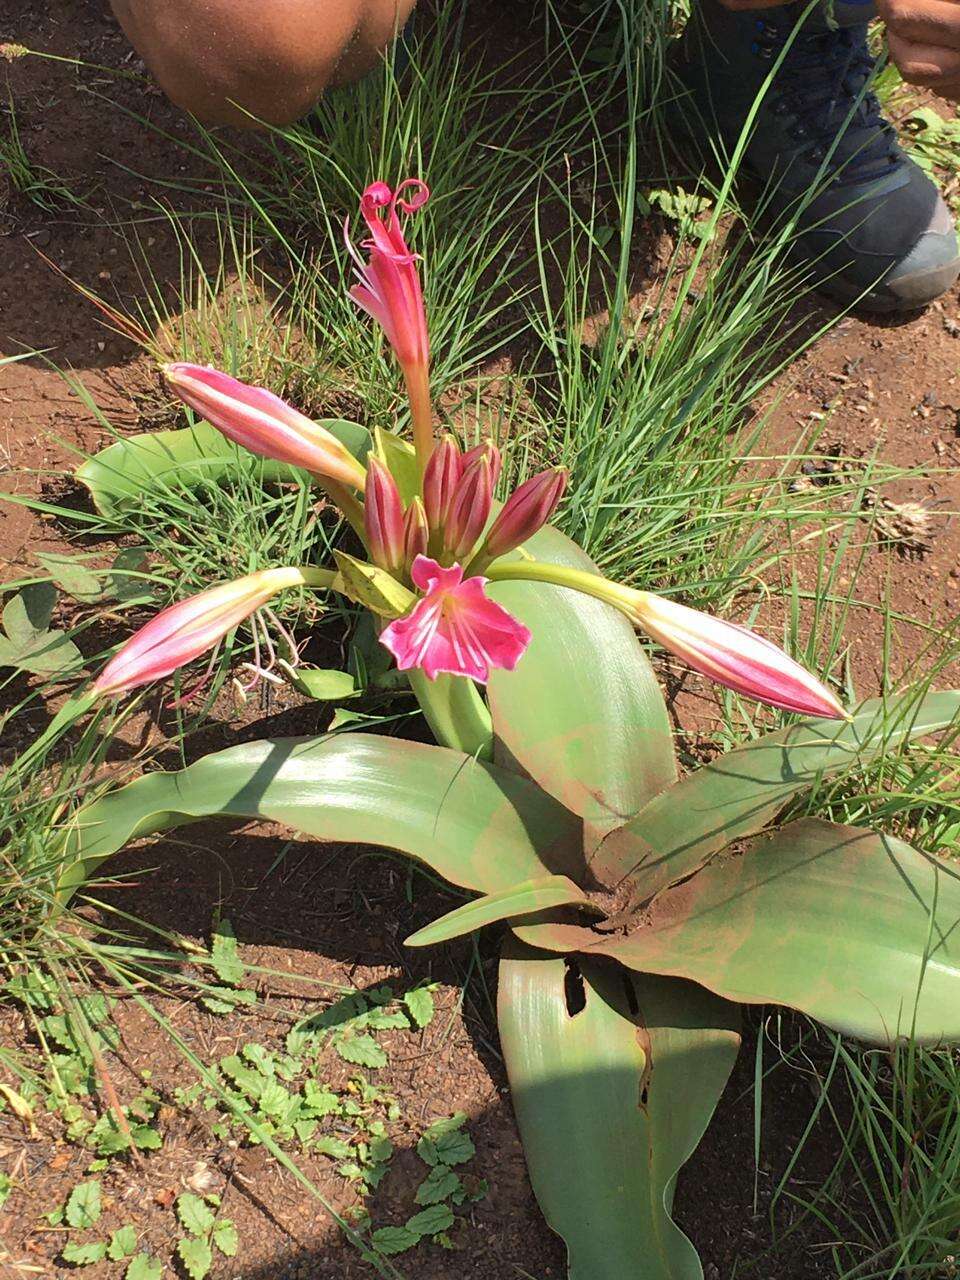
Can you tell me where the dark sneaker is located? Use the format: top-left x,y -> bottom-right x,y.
672,0 -> 960,311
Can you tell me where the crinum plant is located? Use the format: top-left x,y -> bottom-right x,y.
57,180 -> 960,1279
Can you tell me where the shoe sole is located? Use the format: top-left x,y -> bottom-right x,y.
814,253 -> 960,313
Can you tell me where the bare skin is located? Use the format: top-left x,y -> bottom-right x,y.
108,0 -> 416,127
109,0 -> 960,128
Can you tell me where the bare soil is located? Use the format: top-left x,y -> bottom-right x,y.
1,2 -> 959,1278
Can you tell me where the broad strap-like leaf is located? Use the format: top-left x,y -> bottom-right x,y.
596,690 -> 960,897
517,817 -> 960,1046
404,874 -> 596,947
59,734 -> 581,902
486,524 -> 676,854
498,940 -> 740,1280
76,418 -> 371,516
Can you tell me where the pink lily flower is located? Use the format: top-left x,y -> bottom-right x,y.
381,556 -> 531,683
344,179 -> 434,467
93,568 -> 308,697
630,592 -> 847,719
164,364 -> 366,491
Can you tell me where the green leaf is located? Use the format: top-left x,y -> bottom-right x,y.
372,427 -> 420,506
0,606 -> 82,676
61,1241 -> 108,1265
4,582 -> 55,640
210,918 -> 243,985
177,1236 -> 212,1280
332,551 -> 415,618
36,551 -> 103,602
201,986 -> 255,1014
405,874 -> 597,947
65,1179 -> 102,1229
486,525 -> 676,856
404,987 -> 436,1029
497,941 -> 740,1280
371,1226 -> 420,1255
212,1221 -> 238,1257
433,1128 -> 475,1167
315,1136 -> 353,1160
288,667 -> 358,701
61,733 -> 580,903
595,690 -> 960,896
75,418 -> 371,516
521,817 -> 960,1046
335,1033 -> 387,1069
415,1165 -> 461,1205
107,1225 -> 138,1260
176,1192 -> 215,1236
406,1203 -> 454,1236
125,1255 -> 162,1280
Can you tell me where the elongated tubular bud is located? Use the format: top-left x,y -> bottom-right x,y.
402,497 -> 429,567
422,435 -> 462,532
164,364 -> 367,491
363,457 -> 405,572
481,467 -> 568,560
445,455 -> 494,562
93,568 -> 314,697
484,559 -> 848,720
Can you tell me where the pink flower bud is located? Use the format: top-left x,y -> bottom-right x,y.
422,435 -> 462,532
629,592 -> 847,719
93,568 -> 305,697
445,453 -> 494,562
402,497 -> 429,567
164,364 -> 366,491
482,467 -> 568,559
461,441 -> 502,490
363,457 -> 405,573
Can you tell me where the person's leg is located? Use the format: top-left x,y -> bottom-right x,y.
109,0 -> 417,128
673,0 -> 960,310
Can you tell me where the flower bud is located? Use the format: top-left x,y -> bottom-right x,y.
363,457 -> 405,573
482,467 -> 567,559
93,568 -> 305,697
445,454 -> 494,562
422,435 -> 462,532
402,497 -> 429,567
164,364 -> 366,490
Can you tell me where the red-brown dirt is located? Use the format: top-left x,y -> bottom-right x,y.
1,3 -> 958,1279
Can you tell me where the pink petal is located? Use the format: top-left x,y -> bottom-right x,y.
381,560 -> 530,684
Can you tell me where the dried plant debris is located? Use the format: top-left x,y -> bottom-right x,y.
788,444 -> 936,558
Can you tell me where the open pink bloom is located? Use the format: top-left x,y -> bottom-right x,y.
164,364 -> 366,490
381,556 -> 531,683
344,180 -> 430,374
631,592 -> 846,719
94,568 -> 303,697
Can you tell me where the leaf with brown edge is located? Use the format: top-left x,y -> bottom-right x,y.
595,689 -> 960,898
498,939 -> 740,1280
486,523 -> 675,858
518,817 -> 960,1046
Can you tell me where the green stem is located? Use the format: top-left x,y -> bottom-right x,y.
313,476 -> 366,541
408,670 -> 494,760
486,558 -> 633,613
